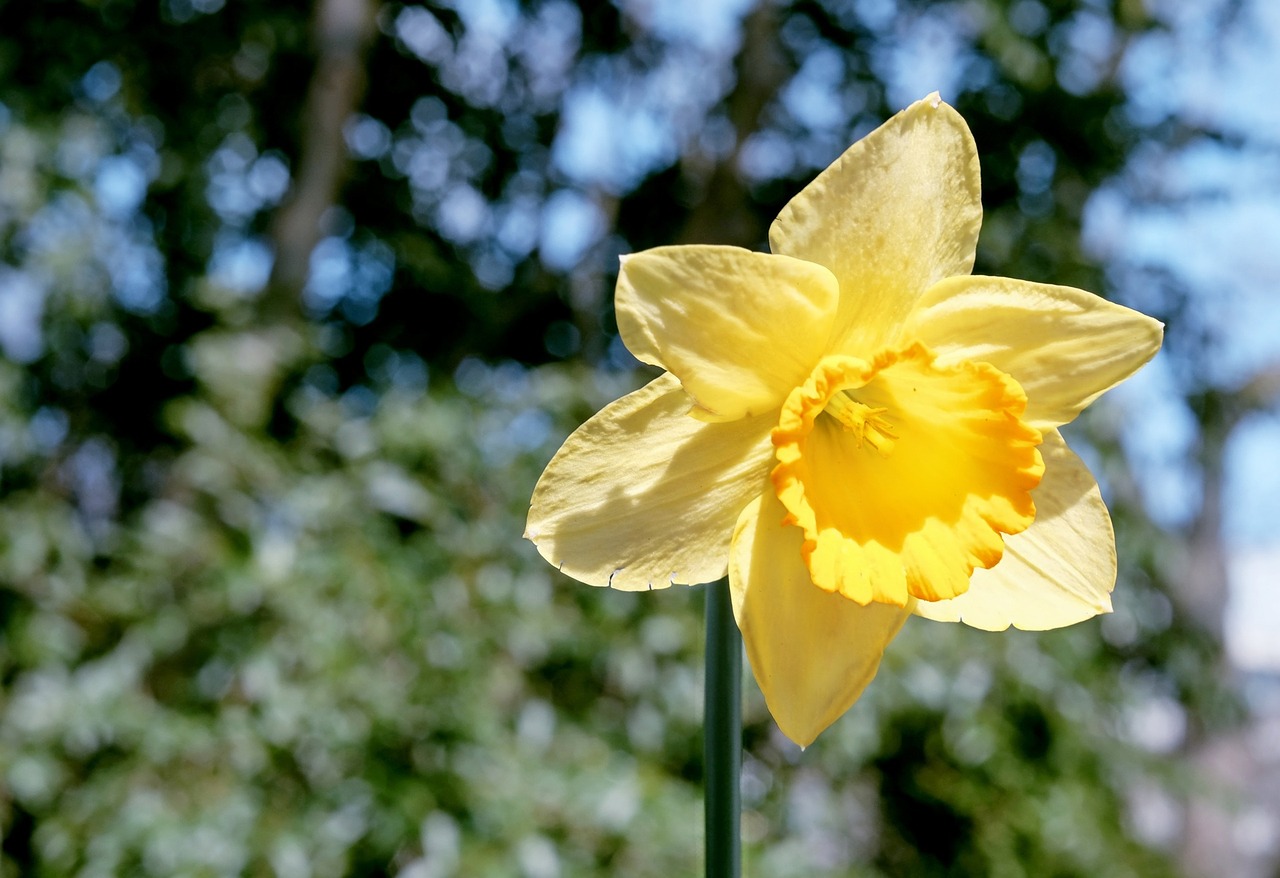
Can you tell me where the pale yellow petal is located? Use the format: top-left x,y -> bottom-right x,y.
912,430 -> 1116,631
615,246 -> 840,422
730,491 -> 910,747
526,373 -> 775,590
902,275 -> 1165,429
769,93 -> 982,355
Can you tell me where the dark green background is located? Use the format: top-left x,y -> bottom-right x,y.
0,1 -> 1249,875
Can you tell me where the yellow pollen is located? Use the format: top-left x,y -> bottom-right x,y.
823,392 -> 898,456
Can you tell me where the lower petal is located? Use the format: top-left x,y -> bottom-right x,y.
912,430 -> 1117,630
730,491 -> 910,748
526,373 -> 776,590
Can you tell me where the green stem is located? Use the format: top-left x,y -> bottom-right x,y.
704,579 -> 741,878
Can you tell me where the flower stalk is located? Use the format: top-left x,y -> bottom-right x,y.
704,579 -> 741,878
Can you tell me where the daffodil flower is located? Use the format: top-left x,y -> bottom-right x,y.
525,94 -> 1163,747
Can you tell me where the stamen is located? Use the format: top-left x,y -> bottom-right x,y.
823,392 -> 898,456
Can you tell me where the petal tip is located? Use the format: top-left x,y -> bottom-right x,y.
774,715 -> 820,749
790,734 -> 817,750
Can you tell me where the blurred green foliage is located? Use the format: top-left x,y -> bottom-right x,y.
0,0 -> 1240,875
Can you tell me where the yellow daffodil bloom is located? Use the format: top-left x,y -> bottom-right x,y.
525,94 -> 1164,747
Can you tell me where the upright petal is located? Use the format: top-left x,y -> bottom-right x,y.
616,246 -> 840,422
769,94 -> 982,355
902,275 -> 1165,428
912,430 -> 1116,630
730,491 -> 910,747
526,373 -> 775,590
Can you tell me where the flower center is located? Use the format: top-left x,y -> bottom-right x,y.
771,342 -> 1044,607
823,392 -> 898,456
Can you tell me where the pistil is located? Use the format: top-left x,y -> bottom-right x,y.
824,391 -> 898,456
